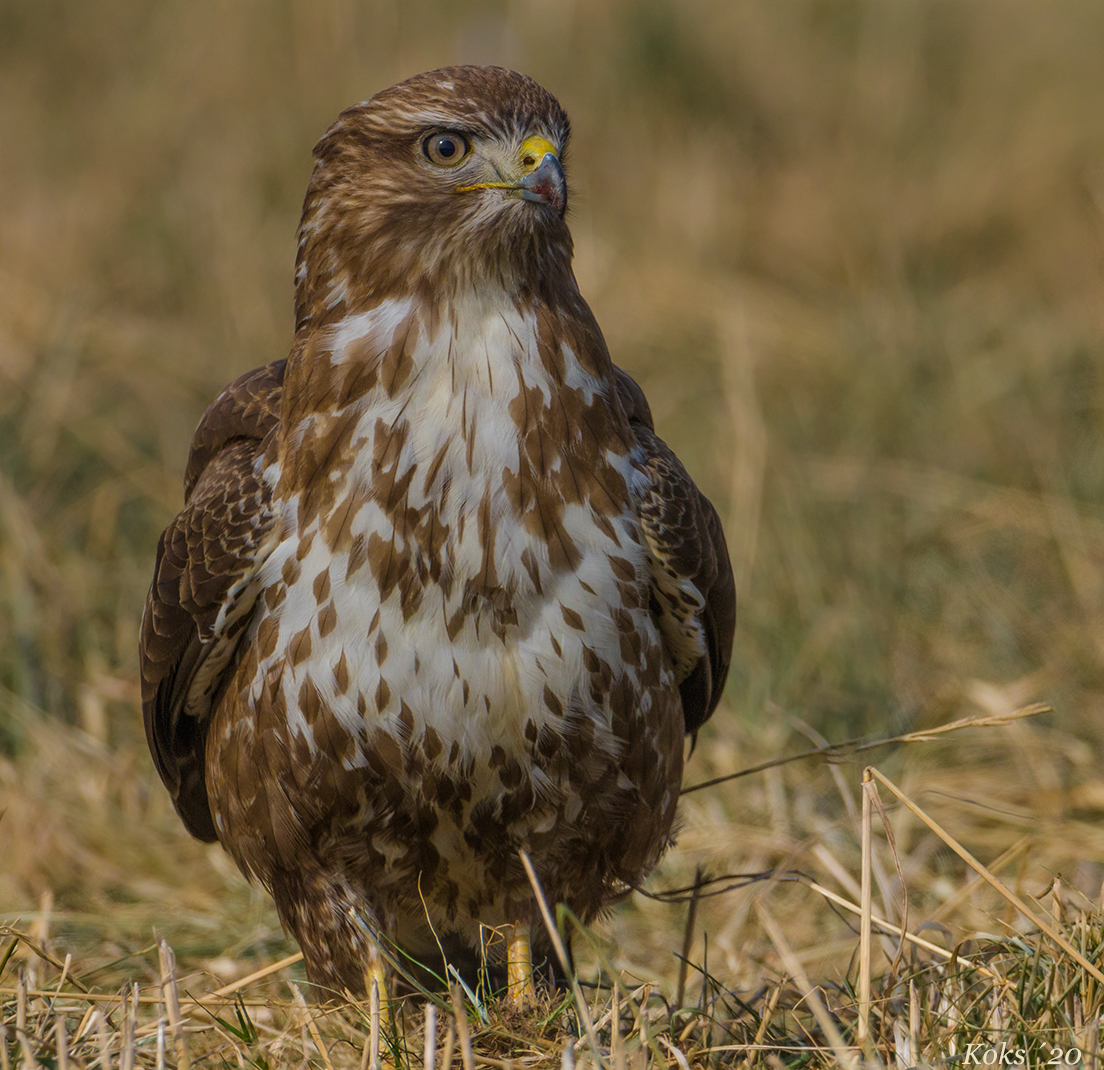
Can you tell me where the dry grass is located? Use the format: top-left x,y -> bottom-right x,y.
3,0 -> 1104,1064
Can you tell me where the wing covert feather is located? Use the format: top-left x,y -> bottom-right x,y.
615,367 -> 736,734
140,361 -> 286,841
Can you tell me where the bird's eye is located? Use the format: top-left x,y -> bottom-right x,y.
422,132 -> 471,168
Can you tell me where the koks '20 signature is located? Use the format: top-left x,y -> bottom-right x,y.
963,1044 -> 1082,1065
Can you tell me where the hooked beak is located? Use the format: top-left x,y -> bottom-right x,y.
516,150 -> 566,216
457,135 -> 567,218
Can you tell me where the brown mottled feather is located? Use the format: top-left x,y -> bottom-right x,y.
140,360 -> 286,840
616,367 -> 735,733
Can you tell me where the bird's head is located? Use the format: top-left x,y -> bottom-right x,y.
294,66 -> 574,332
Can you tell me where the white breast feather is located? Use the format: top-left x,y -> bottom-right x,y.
250,294 -> 662,784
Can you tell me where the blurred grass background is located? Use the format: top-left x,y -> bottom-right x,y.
2,0 -> 1104,1000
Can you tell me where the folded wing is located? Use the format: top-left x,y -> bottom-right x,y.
139,361 -> 286,840
615,367 -> 736,735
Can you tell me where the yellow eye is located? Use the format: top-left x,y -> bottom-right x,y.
422,131 -> 471,168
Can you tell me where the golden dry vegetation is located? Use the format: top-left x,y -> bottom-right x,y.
3,1 -> 1104,1066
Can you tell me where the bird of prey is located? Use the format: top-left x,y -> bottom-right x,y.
140,65 -> 735,1003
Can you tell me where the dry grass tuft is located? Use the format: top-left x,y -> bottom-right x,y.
4,0 -> 1104,1063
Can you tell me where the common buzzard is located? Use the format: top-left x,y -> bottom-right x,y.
140,66 -> 735,1001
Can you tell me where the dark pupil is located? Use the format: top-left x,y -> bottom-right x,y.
437,137 -> 457,158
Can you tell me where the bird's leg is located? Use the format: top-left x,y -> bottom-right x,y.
363,944 -> 393,1043
505,922 -> 536,1007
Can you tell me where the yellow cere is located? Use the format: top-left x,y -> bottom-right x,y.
517,136 -> 558,172
456,136 -> 560,194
